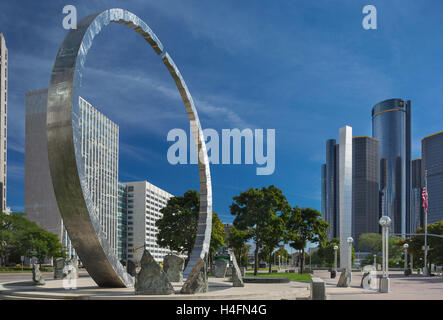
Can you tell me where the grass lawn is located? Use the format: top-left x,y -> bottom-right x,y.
245,272 -> 312,282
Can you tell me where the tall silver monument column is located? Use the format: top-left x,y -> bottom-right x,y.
338,126 -> 352,270
47,9 -> 212,287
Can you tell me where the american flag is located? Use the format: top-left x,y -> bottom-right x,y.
422,186 -> 429,214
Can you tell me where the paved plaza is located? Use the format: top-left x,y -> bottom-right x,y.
1,269 -> 442,300
0,270 -> 310,300
314,270 -> 443,300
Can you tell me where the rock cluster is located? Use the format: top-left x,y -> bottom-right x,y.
163,254 -> 184,282
135,249 -> 174,295
180,258 -> 208,294
230,252 -> 244,287
214,259 -> 228,278
32,264 -> 45,286
336,269 -> 351,287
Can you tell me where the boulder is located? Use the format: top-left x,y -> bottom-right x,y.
336,269 -> 351,287
231,253 -> 244,287
180,258 -> 208,294
32,264 -> 45,286
54,257 -> 64,279
163,254 -> 184,282
214,259 -> 228,278
135,250 -> 174,295
63,259 -> 78,289
127,260 -> 137,277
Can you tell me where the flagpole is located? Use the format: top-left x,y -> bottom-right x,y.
424,170 -> 429,276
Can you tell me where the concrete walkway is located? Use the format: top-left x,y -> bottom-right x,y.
314,270 -> 443,300
0,272 -> 310,300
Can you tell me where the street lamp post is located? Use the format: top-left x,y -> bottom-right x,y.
346,237 -> 353,281
423,170 -> 430,276
403,243 -> 409,276
373,254 -> 377,270
379,216 -> 391,293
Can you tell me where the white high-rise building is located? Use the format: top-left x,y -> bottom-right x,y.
338,125 -> 353,270
0,33 -> 8,211
121,180 -> 173,263
25,90 -> 119,258
79,97 -> 119,256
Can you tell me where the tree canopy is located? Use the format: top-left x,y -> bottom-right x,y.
0,211 -> 64,266
230,185 -> 291,275
156,190 -> 225,266
286,207 -> 329,273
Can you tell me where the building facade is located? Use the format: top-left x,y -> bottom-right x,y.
372,99 -> 411,236
338,126 -> 353,269
322,139 -> 340,240
25,90 -> 119,258
25,89 -> 75,256
422,132 -> 443,224
117,183 -> 128,261
79,97 -> 119,256
352,136 -> 379,248
121,180 -> 173,263
0,34 -> 8,211
411,158 -> 423,232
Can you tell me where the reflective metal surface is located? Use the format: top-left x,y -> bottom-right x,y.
372,99 -> 411,236
47,8 -> 212,288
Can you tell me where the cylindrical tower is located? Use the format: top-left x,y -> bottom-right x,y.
372,99 -> 411,236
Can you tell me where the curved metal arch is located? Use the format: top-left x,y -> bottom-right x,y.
47,8 -> 212,288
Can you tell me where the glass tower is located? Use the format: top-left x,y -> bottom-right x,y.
421,131 -> 443,224
352,136 -> 379,247
323,139 -> 340,239
372,99 -> 411,236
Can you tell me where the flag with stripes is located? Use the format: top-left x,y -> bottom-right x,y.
422,186 -> 429,214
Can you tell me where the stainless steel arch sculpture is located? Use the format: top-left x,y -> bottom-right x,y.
47,8 -> 212,288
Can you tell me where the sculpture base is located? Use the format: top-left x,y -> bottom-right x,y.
379,277 -> 390,293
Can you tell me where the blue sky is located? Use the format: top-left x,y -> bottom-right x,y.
1,0 -> 443,226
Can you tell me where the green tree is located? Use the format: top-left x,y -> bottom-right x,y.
209,213 -> 226,264
403,220 -> 443,270
156,190 -> 225,267
230,185 -> 291,275
156,190 -> 199,266
262,214 -> 287,273
358,233 -> 382,253
0,211 -> 64,266
286,207 -> 328,274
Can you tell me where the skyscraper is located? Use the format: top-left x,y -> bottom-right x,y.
0,34 -> 8,211
352,136 -> 379,247
421,131 -> 443,224
322,139 -> 340,240
372,99 -> 411,236
338,126 -> 352,269
25,90 -> 119,257
79,97 -> 119,256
